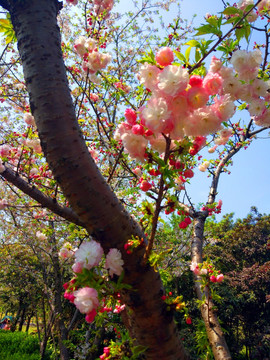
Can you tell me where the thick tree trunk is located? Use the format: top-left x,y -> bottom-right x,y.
191,215 -> 232,360
4,0 -> 189,358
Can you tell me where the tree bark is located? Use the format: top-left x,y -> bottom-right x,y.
49,222 -> 70,360
4,0 -> 189,358
191,215 -> 232,360
18,304 -> 26,331
25,312 -> 33,332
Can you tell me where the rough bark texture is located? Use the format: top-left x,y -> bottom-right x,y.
5,0 -> 189,358
191,215 -> 232,360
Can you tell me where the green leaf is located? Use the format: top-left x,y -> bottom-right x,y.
222,6 -> 242,16
185,39 -> 200,47
174,50 -> 186,63
235,26 -> 246,42
0,17 -> 16,44
185,46 -> 191,63
244,24 -> 251,41
195,24 -> 215,36
207,16 -> 219,28
195,48 -> 201,63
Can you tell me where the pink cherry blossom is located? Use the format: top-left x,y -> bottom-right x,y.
142,95 -> 172,133
190,261 -> 200,275
84,37 -> 97,52
203,72 -> 223,95
140,180 -> 152,192
105,248 -> 124,277
199,161 -> 210,172
25,139 -> 42,153
249,78 -> 269,98
149,134 -> 168,154
237,0 -> 258,22
230,49 -> 262,81
90,93 -> 100,102
212,95 -> 235,121
94,0 -> 114,16
138,63 -> 161,91
155,47 -> 174,67
85,309 -> 97,323
59,243 -> 74,259
254,107 -> 270,126
189,75 -> 203,87
124,108 -> 137,125
208,145 -> 218,153
216,274 -> 224,282
157,65 -> 189,96
132,124 -> 144,135
0,144 -> 11,157
257,0 -> 270,12
66,0 -> 78,5
209,56 -> 223,73
184,107 -> 222,137
85,51 -> 112,73
187,86 -> 209,109
121,132 -> 148,162
113,122 -> 132,141
133,167 -> 142,176
74,36 -> 87,57
24,113 -> 36,126
72,261 -> 84,273
75,240 -> 104,270
74,287 -> 99,314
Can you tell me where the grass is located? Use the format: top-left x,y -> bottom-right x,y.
0,329 -> 52,360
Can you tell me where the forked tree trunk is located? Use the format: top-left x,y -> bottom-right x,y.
191,215 -> 232,360
1,0 -> 189,358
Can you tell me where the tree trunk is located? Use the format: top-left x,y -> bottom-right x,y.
49,222 -> 70,360
18,304 -> 26,331
4,0 -> 189,358
40,310 -> 55,360
25,312 -> 33,332
191,215 -> 232,360
11,296 -> 23,332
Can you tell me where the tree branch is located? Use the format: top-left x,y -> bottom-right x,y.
1,167 -> 85,227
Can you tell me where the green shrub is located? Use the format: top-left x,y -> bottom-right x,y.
0,330 -> 51,360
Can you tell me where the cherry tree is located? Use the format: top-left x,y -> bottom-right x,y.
0,0 -> 269,359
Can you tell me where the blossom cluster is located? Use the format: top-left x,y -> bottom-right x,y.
124,236 -> 144,254
190,260 -> 224,283
237,0 -> 270,22
201,200 -> 223,215
63,240 -> 124,323
74,36 -> 111,75
115,46 -> 269,164
66,0 -> 114,16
